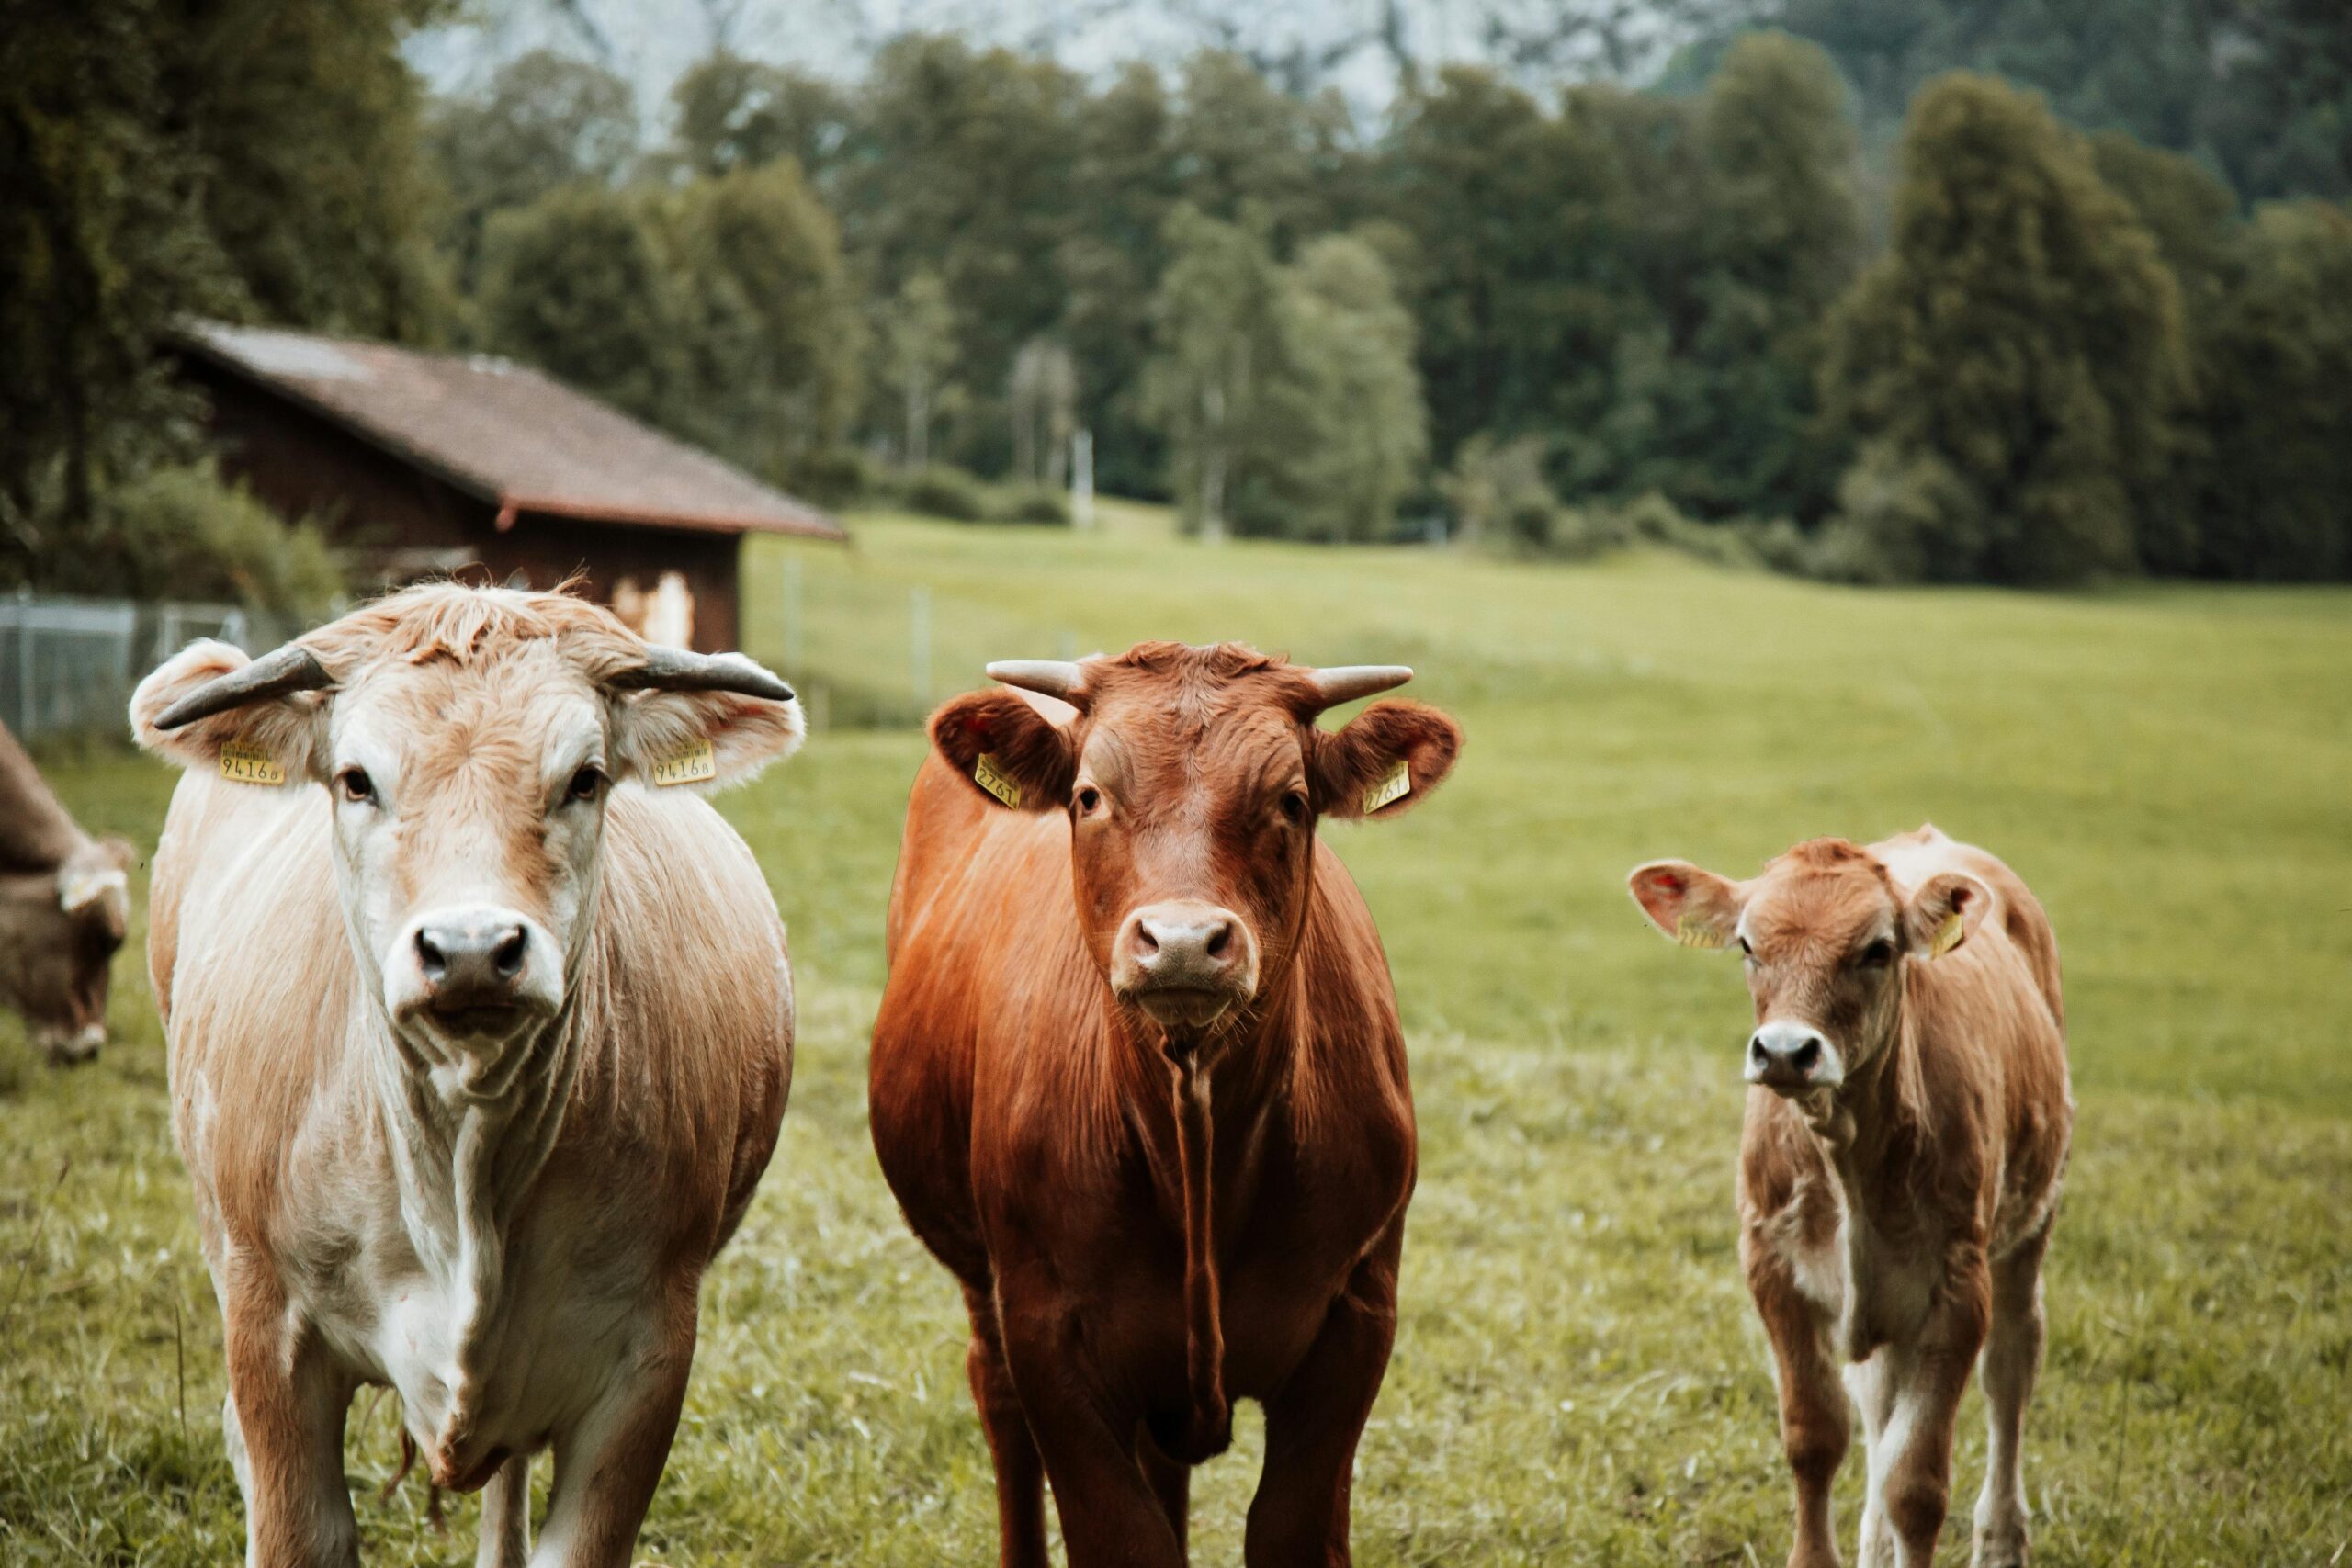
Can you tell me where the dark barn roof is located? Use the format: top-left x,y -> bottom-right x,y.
176,321 -> 845,541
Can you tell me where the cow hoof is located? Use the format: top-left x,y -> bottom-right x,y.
1973,1523 -> 2029,1568
42,1041 -> 100,1068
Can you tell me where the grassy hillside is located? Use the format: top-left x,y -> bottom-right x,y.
3,517 -> 2346,1563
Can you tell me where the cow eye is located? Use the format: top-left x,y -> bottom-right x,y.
1074,784 -> 1102,815
336,767 -> 375,805
1736,936 -> 1754,959
1858,938 -> 1896,968
568,765 -> 605,803
1278,790 -> 1309,826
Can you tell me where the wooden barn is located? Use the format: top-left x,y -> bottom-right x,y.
172,321 -> 844,654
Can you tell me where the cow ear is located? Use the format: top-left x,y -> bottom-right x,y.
1627,860 -> 1745,950
930,689 -> 1075,811
1312,700 -> 1461,820
132,640 -> 328,784
611,687 -> 804,792
1904,871 -> 1991,959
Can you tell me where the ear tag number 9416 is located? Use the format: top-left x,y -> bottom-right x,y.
650,739 -> 717,787
219,741 -> 286,786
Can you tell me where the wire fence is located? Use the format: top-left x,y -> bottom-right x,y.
0,592 -> 295,741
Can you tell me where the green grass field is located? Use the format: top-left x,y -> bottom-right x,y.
4,515 -> 2347,1564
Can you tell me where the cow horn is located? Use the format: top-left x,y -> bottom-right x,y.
606,646 -> 795,703
154,644 -> 334,730
987,660 -> 1089,703
1306,665 -> 1413,709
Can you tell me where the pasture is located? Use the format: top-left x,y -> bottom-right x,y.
3,515 -> 2347,1564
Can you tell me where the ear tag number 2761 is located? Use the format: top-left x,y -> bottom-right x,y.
974,753 -> 1022,808
1363,759 -> 1412,815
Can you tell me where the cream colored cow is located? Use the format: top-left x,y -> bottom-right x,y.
133,583 -> 801,1567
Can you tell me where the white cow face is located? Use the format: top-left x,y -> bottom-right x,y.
134,586 -> 802,1076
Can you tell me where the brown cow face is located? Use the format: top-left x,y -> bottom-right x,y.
133,587 -> 801,1069
1629,840 -> 1988,1096
0,838 -> 132,1065
932,643 -> 1460,1046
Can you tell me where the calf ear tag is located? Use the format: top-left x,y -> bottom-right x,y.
1676,914 -> 1729,949
650,738 -> 717,787
1363,758 -> 1412,814
974,752 -> 1022,807
1931,911 -> 1965,956
218,740 -> 286,786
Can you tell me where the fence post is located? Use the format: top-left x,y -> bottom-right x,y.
1072,428 -> 1095,531
17,594 -> 31,739
783,552 -> 804,676
910,584 -> 932,715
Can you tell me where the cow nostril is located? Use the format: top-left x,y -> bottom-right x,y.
1791,1039 -> 1822,1073
1134,924 -> 1160,956
1748,1035 -> 1769,1065
492,928 -> 526,979
1204,922 -> 1232,960
415,929 -> 447,981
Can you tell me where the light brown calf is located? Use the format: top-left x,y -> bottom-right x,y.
1629,827 -> 2071,1568
133,585 -> 800,1567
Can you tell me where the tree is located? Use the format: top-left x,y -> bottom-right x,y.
1265,236 -> 1429,542
1142,207 -> 1282,540
1007,337 -> 1079,488
2191,202 -> 2352,579
0,0 -> 212,559
1818,73 -> 2192,583
170,0 -> 455,341
885,270 -> 958,470
479,185 -> 686,425
424,50 -> 639,292
665,162 -> 864,482
1690,31 -> 1865,520
668,50 -> 854,186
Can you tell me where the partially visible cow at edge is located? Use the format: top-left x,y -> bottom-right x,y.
131,584 -> 801,1567
1628,827 -> 2072,1568
0,715 -> 132,1064
870,642 -> 1463,1568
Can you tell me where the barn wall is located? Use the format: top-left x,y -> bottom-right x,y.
183,359 -> 748,654
184,360 -> 492,580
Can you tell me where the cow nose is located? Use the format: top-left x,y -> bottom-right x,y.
1114,900 -> 1260,1032
1746,1023 -> 1838,1091
414,917 -> 530,1016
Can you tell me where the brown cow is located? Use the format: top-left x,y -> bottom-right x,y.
870,642 -> 1462,1568
0,716 -> 133,1063
131,584 -> 800,1567
1628,827 -> 2071,1568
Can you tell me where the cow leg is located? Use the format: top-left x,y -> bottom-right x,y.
1752,1254 -> 1848,1568
997,1292 -> 1183,1568
476,1452 -> 533,1568
531,1297 -> 696,1567
1241,1240 -> 1401,1568
963,1288 -> 1049,1568
1973,1229 -> 2049,1568
1139,1438 -> 1192,1558
1845,1352 -> 1897,1568
222,1288 -> 360,1568
1863,1257 -> 1990,1568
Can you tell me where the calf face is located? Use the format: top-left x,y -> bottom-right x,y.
0,838 -> 131,1063
133,587 -> 801,1068
1628,838 -> 1989,1095
929,642 -> 1460,1044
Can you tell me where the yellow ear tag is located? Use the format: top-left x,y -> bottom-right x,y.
649,738 -> 717,787
1931,911 -> 1965,956
1676,913 -> 1729,949
218,740 -> 286,786
1363,759 -> 1412,814
973,752 -> 1022,808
